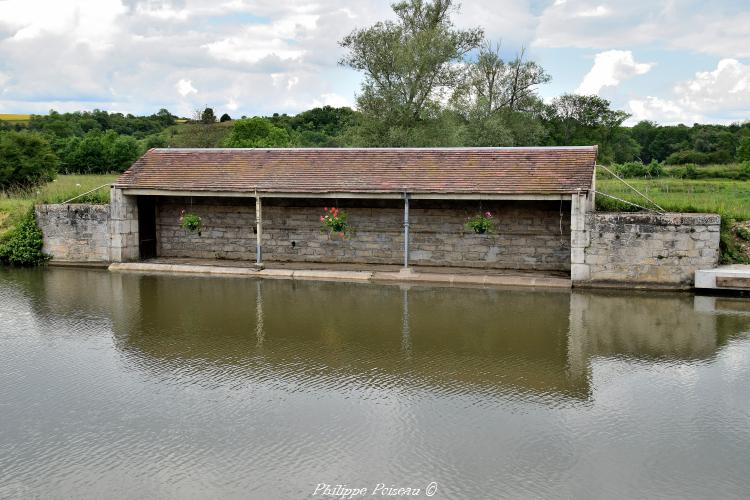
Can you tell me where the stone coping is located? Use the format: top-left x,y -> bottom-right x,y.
590,212 -> 720,225
108,262 -> 571,289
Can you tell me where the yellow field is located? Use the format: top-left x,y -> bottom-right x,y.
0,114 -> 32,122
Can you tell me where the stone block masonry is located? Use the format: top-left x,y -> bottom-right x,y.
34,194 -> 722,289
35,204 -> 111,262
109,188 -> 139,262
156,198 -> 572,271
580,213 -> 720,287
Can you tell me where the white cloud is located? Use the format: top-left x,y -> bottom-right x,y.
202,14 -> 317,64
575,50 -> 653,95
135,3 -> 191,21
577,5 -> 609,18
534,0 -> 750,58
176,78 -> 197,97
0,0 -> 126,49
627,97 -> 702,125
628,59 -> 750,124
455,0 -> 535,44
310,92 -> 352,109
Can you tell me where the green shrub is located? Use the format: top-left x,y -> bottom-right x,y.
735,226 -> 750,241
611,160 -> 663,178
0,208 -> 48,266
720,217 -> 750,265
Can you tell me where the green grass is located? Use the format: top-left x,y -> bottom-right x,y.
596,178 -> 750,220
0,174 -> 117,235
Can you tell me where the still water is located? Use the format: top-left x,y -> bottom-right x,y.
1,268 -> 749,499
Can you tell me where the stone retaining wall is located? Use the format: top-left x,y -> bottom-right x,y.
579,213 -> 720,287
35,204 -> 111,262
156,198 -> 572,271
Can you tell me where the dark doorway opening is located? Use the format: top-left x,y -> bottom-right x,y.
138,197 -> 157,260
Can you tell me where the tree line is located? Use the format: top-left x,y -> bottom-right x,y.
2,0 -> 749,190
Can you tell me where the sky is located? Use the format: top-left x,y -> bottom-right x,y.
0,0 -> 749,125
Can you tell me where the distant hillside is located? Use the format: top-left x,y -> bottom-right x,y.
161,121 -> 234,148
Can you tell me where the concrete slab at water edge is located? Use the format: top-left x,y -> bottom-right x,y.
696,265 -> 750,292
108,260 -> 571,289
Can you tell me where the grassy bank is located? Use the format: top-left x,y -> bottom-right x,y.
0,174 -> 117,236
596,178 -> 750,219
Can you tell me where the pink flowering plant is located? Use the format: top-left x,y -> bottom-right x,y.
320,207 -> 352,238
179,209 -> 202,234
465,211 -> 495,234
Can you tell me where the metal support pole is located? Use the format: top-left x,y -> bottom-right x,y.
403,193 -> 410,268
255,195 -> 264,269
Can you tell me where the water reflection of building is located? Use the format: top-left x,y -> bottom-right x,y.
12,268 -> 750,402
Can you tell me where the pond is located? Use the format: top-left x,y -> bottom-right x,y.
1,268 -> 749,499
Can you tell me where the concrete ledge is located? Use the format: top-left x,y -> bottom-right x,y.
372,269 -> 569,288
108,262 -> 570,288
48,260 -> 111,269
696,265 -> 750,291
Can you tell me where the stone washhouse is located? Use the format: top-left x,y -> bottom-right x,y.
110,147 -> 594,274
36,146 -> 721,289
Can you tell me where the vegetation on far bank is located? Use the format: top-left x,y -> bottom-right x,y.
2,0 -> 750,190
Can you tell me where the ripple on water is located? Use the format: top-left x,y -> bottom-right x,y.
1,269 -> 750,499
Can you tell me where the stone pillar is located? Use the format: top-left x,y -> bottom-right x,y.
109,187 -> 139,262
403,195 -> 410,269
570,190 -> 591,282
254,196 -> 264,269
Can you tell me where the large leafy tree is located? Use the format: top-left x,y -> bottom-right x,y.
452,42 -> 550,147
339,0 -> 483,145
200,107 -> 217,124
57,130 -> 141,174
0,131 -> 58,188
222,117 -> 292,148
456,42 -> 550,117
544,94 -> 632,163
737,136 -> 750,162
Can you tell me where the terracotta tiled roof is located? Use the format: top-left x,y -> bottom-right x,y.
115,147 -> 596,195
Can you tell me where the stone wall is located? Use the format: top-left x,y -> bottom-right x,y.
35,204 -> 111,262
579,213 -> 720,287
156,197 -> 572,271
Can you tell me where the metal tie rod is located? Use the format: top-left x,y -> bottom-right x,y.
596,164 -> 665,213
